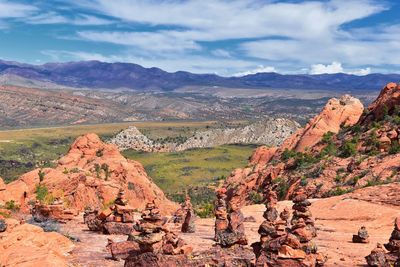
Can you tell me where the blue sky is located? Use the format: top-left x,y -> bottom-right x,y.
0,0 -> 399,76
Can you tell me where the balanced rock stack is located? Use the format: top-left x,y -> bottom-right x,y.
124,201 -> 192,266
353,226 -> 369,243
84,189 -> 136,235
216,197 -> 248,248
254,189 -> 326,266
214,188 -> 229,243
181,195 -> 196,233
366,217 -> 400,266
291,189 -> 317,249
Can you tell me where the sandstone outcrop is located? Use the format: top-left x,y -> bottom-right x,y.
0,133 -> 177,214
32,200 -> 79,222
0,219 -> 74,266
110,118 -> 299,152
225,83 -> 400,205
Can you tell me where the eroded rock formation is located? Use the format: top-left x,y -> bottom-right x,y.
0,133 -> 177,214
0,218 -> 74,266
225,83 -> 400,205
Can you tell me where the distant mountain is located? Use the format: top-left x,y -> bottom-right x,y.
0,59 -> 398,91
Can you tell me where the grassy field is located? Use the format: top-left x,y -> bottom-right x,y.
0,121 -> 252,183
123,144 -> 256,194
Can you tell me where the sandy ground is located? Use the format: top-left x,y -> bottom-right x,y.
64,195 -> 399,267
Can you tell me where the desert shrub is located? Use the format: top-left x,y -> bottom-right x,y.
38,169 -> 45,182
273,177 -> 289,200
339,138 -> 358,158
326,187 -> 353,197
389,141 -> 400,155
300,176 -> 308,186
128,182 -> 135,191
195,203 -> 214,218
96,149 -> 104,157
70,167 -> 80,173
249,191 -> 263,204
4,200 -> 20,211
35,184 -> 54,204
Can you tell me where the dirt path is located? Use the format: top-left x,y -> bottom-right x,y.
64,195 -> 399,267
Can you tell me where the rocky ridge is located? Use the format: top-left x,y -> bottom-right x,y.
225,84 -> 400,206
109,118 -> 300,152
0,133 -> 177,214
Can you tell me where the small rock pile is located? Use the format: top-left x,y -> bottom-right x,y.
254,189 -> 326,267
123,201 -> 192,265
181,195 -> 196,233
84,190 -> 136,235
366,217 -> 400,266
353,226 -> 369,243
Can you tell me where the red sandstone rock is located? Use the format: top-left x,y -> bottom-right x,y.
0,219 -> 74,266
0,133 -> 177,215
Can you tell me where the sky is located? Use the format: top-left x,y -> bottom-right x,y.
0,0 -> 399,76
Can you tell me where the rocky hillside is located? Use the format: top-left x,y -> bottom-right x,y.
109,118 -> 300,152
225,83 -> 400,206
0,133 -> 177,214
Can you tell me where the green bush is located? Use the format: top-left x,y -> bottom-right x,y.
195,203 -> 214,218
249,191 -> 263,204
389,141 -> 400,155
4,200 -> 20,211
38,169 -> 45,182
35,184 -> 54,204
339,138 -> 358,158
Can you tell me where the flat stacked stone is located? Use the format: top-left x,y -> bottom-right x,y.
254,188 -> 326,267
353,226 -> 369,243
181,195 -> 196,233
366,217 -> 400,266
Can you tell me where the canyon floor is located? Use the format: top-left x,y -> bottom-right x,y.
62,183 -> 399,267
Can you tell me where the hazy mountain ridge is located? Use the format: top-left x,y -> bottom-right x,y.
1,59 -> 399,91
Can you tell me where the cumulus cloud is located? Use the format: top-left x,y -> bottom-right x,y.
0,1 -> 36,18
233,65 -> 276,77
309,61 -> 371,76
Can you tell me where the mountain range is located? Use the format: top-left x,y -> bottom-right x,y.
0,59 -> 399,91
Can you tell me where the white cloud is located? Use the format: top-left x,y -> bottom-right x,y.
309,62 -> 343,74
0,1 -> 36,18
233,65 -> 276,77
77,31 -> 201,52
25,12 -> 113,25
309,61 -> 371,76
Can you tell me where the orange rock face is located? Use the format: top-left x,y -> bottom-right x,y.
224,94 -> 364,205
362,82 -> 400,123
0,219 -> 74,266
0,133 -> 177,215
280,95 -> 364,153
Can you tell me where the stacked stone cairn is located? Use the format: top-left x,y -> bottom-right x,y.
353,226 -> 369,243
366,217 -> 400,266
214,188 -> 229,243
181,195 -> 196,233
84,189 -> 136,235
254,188 -> 326,267
121,201 -> 192,263
214,188 -> 248,247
